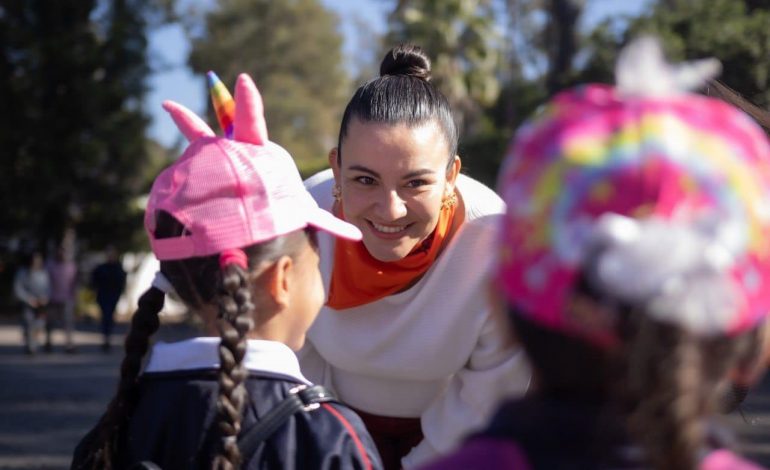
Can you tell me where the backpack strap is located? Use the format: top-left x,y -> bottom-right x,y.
238,384 -> 335,455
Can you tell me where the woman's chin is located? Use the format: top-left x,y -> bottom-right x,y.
362,238 -> 412,263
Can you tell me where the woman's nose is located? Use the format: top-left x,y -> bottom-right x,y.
377,189 -> 407,220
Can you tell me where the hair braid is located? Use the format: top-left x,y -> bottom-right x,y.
624,317 -> 704,470
91,286 -> 164,469
212,264 -> 255,470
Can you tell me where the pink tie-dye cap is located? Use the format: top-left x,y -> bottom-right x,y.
495,38 -> 770,346
145,73 -> 361,260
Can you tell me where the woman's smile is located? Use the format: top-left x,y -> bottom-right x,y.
333,119 -> 459,262
368,220 -> 412,238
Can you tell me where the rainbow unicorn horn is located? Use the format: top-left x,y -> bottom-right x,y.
207,70 -> 235,139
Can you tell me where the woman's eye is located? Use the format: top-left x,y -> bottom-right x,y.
355,176 -> 375,185
405,179 -> 428,188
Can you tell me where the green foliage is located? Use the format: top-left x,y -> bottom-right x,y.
0,0 -> 166,252
637,0 -> 770,108
467,0 -> 770,185
188,0 -> 349,177
580,0 -> 770,108
460,77 -> 548,187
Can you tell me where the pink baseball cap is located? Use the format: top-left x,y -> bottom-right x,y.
495,39 -> 770,346
145,74 -> 361,260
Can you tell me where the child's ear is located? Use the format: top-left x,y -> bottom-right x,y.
264,255 -> 294,309
328,147 -> 340,181
729,319 -> 770,387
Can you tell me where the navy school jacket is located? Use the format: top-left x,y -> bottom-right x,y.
71,338 -> 382,470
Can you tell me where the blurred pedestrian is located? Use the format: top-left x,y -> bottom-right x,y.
47,245 -> 78,353
14,251 -> 50,355
90,246 -> 126,352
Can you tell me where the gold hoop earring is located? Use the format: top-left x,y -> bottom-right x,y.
332,184 -> 342,202
441,191 -> 457,210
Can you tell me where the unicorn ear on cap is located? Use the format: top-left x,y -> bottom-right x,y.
207,71 -> 235,138
233,73 -> 268,145
162,100 -> 215,142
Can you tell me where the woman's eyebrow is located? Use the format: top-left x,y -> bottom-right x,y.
402,169 -> 435,179
346,165 -> 435,180
347,165 -> 379,178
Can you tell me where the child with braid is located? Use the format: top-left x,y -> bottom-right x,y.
422,38 -> 770,470
71,74 -> 381,470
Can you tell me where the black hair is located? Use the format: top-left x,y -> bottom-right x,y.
83,211 -> 316,470
507,270 -> 763,470
337,44 -> 458,165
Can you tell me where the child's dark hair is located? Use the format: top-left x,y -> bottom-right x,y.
337,44 -> 458,165
508,271 -> 763,470
86,211 -> 316,469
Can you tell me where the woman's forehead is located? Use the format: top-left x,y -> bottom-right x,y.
341,119 -> 449,171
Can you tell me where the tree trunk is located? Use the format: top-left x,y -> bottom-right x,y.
546,0 -> 583,95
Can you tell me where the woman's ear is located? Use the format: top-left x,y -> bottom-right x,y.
263,255 -> 294,310
328,147 -> 340,181
445,155 -> 462,194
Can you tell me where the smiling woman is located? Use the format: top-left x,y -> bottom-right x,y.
334,120 -> 458,263
301,44 -> 531,469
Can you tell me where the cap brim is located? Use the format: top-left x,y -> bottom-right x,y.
307,207 -> 362,241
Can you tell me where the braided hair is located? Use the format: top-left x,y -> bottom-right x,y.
212,228 -> 316,468
508,270 -> 763,470
621,314 -> 760,470
83,211 -> 314,469
88,286 -> 164,469
210,261 -> 254,470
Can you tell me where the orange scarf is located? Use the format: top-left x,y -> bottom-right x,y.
327,200 -> 457,310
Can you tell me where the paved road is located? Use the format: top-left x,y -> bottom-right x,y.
0,318 -> 197,470
0,320 -> 769,469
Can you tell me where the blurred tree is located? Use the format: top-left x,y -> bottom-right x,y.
188,0 -> 349,177
349,12 -> 384,86
0,0 -> 172,253
498,0 -> 589,108
544,0 -> 585,94
470,0 -> 770,185
580,0 -> 770,109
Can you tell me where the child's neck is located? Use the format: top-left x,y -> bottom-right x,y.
196,306 -> 302,351
248,319 -> 302,351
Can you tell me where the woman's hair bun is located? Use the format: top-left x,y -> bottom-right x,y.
380,44 -> 431,81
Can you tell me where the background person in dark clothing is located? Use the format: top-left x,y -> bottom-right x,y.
90,246 -> 126,351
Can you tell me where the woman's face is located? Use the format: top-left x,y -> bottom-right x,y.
333,118 -> 460,262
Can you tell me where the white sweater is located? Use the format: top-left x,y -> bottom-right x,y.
301,169 -> 531,468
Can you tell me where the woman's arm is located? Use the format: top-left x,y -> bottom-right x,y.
402,308 -> 531,468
